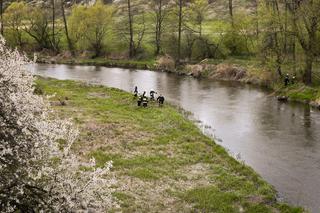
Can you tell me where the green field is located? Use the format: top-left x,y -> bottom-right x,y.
35,77 -> 304,212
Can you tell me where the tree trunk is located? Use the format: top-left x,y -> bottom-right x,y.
61,0 -> 75,56
52,0 -> 56,52
228,0 -> 234,28
0,0 -> 3,36
127,0 -> 135,58
303,52 -> 313,85
155,0 -> 162,55
292,36 -> 296,73
228,0 -> 237,55
177,0 -> 183,64
253,0 -> 259,37
276,57 -> 282,77
284,0 -> 288,53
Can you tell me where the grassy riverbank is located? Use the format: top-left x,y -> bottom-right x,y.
36,77 -> 304,212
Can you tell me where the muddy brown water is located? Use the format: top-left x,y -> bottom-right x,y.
33,64 -> 320,212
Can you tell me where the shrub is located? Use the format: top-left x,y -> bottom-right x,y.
0,37 -> 116,212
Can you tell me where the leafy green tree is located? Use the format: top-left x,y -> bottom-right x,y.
69,0 -> 114,57
188,0 -> 208,38
23,6 -> 53,50
61,0 -> 75,55
115,0 -> 148,58
3,2 -> 28,47
151,0 -> 170,55
290,0 -> 320,85
258,0 -> 288,77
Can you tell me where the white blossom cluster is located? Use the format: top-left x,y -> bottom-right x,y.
0,37 -> 116,212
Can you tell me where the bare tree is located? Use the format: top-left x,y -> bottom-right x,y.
0,0 -> 3,35
23,8 -> 52,50
228,0 -> 234,29
51,0 -> 58,52
127,0 -> 135,57
117,0 -> 147,58
61,0 -> 74,56
228,0 -> 238,55
177,0 -> 183,63
153,0 -> 168,55
261,0 -> 287,77
253,0 -> 259,37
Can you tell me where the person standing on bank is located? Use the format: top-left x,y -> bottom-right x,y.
134,86 -> 138,97
150,89 -> 157,101
284,74 -> 290,86
157,94 -> 165,107
142,96 -> 148,107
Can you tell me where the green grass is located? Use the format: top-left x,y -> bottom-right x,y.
36,77 -> 305,212
183,186 -> 240,212
275,83 -> 320,102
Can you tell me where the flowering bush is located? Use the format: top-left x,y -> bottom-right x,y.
0,37 -> 116,212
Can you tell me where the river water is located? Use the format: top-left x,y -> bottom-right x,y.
33,64 -> 320,212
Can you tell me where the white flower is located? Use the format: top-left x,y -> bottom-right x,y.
0,36 -> 116,212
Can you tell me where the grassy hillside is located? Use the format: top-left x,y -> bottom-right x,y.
36,77 -> 304,212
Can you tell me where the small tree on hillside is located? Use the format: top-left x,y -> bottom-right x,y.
259,0 -> 287,77
23,6 -> 53,51
151,0 -> 170,56
69,0 -> 114,57
115,0 -> 147,58
3,2 -> 28,47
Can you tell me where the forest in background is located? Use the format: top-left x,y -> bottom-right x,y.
1,0 -> 320,85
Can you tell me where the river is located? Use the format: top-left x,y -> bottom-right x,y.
33,64 -> 320,212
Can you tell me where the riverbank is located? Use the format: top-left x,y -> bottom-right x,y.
36,77 -> 303,212
37,55 -> 320,109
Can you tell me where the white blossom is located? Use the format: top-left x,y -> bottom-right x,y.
0,37 -> 117,212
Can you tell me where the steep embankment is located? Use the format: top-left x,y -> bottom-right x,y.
36,77 -> 304,212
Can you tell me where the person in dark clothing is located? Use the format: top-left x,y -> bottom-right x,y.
137,95 -> 142,106
284,74 -> 290,86
142,96 -> 148,107
150,89 -> 157,101
134,86 -> 138,97
157,95 -> 165,107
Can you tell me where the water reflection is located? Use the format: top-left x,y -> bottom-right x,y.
34,64 -> 320,213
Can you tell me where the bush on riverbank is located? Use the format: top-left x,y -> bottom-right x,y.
35,77 -> 304,212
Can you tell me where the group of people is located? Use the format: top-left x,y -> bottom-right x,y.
134,86 -> 165,107
284,73 -> 296,86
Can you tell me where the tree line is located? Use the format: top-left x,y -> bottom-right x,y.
1,0 -> 320,85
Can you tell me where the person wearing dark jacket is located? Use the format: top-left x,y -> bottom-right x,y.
134,86 -> 138,97
137,95 -> 142,106
284,74 -> 290,86
157,95 -> 165,107
150,89 -> 157,101
142,96 -> 148,107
